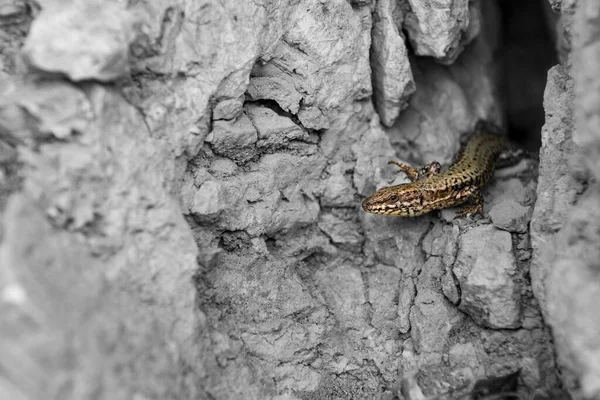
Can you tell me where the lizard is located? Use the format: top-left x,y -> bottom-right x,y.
361,122 -> 508,218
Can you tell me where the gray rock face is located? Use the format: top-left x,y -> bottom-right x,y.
397,277 -> 416,333
247,0 -> 372,131
410,257 -> 464,354
0,82 -> 201,400
208,112 -> 259,164
398,215 -> 559,397
246,104 -> 308,151
386,0 -> 503,168
490,200 -> 531,233
23,2 -> 135,81
403,0 -> 480,63
0,0 -> 575,399
452,225 -> 521,329
528,1 -> 600,398
370,0 -> 415,127
531,63 -> 579,377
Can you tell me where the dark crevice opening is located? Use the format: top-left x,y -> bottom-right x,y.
498,0 -> 558,152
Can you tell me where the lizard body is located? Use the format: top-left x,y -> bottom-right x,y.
361,127 -> 508,217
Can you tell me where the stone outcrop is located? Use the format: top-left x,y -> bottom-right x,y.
530,1 -> 600,398
0,0 -> 593,399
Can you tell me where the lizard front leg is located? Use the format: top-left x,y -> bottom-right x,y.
389,160 -> 441,182
454,186 -> 484,218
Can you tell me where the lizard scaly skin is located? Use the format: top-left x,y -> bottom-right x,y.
361,126 -> 508,217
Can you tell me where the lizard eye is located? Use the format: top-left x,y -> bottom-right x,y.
389,195 -> 398,202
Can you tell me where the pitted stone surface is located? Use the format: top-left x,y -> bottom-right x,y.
453,225 -> 521,329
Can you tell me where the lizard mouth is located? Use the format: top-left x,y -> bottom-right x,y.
361,198 -> 399,214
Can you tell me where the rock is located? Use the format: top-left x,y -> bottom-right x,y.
551,5 -> 574,66
548,255 -> 600,398
245,103 -> 307,150
573,1 -> 600,178
209,158 -> 238,178
213,97 -> 244,121
320,163 -> 356,207
273,364 -> 322,392
272,395 -> 302,400
240,320 -> 318,365
452,225 -> 521,329
440,207 -> 458,223
448,342 -> 484,377
0,0 -> 37,26
400,372 -> 428,400
349,0 -> 373,6
0,141 -> 17,165
185,153 -> 325,237
370,0 -> 415,127
126,79 -> 213,158
527,8 -> 600,393
368,265 -> 402,335
494,159 -> 533,179
441,268 -> 460,305
443,225 -> 460,267
398,277 -> 416,333
403,0 -> 478,63
317,212 -> 363,246
248,0 -> 371,130
529,1 -> 600,395
533,181 -> 600,397
249,155 -> 322,236
191,181 -> 223,219
125,1 -> 273,158
548,0 -> 561,13
352,119 -> 396,196
246,76 -> 303,115
0,79 -> 92,144
0,85 -> 202,399
315,265 -> 368,330
23,2 -> 135,81
297,106 -> 331,130
530,65 -> 578,314
387,0 -> 503,169
410,257 -> 463,353
202,249 -> 328,395
489,200 -> 531,233
485,178 -> 537,212
362,212 -> 430,275
1,0 -> 573,397
422,223 -> 457,257
519,357 -> 542,391
208,112 -> 258,164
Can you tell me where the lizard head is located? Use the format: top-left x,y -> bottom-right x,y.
361,183 -> 424,216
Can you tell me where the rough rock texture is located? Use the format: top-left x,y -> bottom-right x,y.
402,0 -> 481,64
370,0 -> 415,127
489,200 -> 531,233
452,225 -> 521,329
23,2 -> 135,81
0,80 -> 201,399
0,0 -> 579,399
529,0 -> 600,398
387,0 -> 503,167
245,0 -> 371,131
398,215 -> 559,398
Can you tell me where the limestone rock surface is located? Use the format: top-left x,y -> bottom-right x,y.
452,225 -> 521,329
0,0 -> 578,399
402,0 -> 480,63
528,1 -> 600,398
370,0 -> 415,127
23,1 -> 135,81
